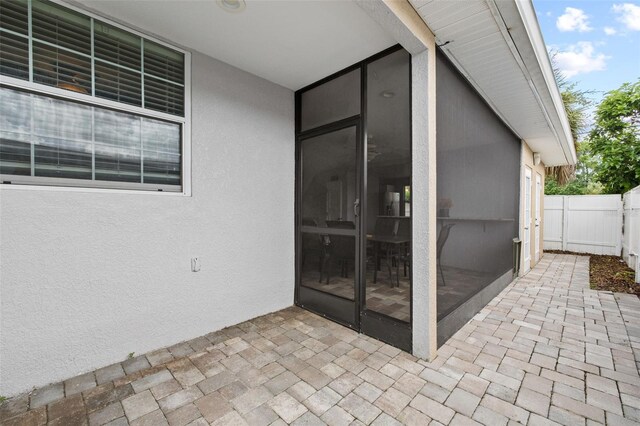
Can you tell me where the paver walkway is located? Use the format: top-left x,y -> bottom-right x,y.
2,254 -> 640,425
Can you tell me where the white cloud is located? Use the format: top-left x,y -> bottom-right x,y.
554,42 -> 608,77
556,7 -> 593,32
613,3 -> 640,31
604,26 -> 617,35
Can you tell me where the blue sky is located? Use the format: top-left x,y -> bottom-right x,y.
532,0 -> 640,105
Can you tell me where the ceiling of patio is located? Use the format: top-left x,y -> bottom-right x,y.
78,0 -> 574,166
78,0 -> 397,90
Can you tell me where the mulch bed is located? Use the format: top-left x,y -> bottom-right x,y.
546,250 -> 639,296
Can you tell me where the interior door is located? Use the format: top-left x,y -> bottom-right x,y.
535,173 -> 541,262
297,123 -> 361,329
523,168 -> 532,272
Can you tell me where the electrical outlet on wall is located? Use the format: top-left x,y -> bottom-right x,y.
191,258 -> 200,272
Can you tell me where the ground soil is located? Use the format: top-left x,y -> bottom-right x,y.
546,250 -> 639,296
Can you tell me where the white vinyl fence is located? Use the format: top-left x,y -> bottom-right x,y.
544,194 -> 623,255
623,185 -> 640,275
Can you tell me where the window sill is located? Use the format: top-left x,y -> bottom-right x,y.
0,183 -> 191,197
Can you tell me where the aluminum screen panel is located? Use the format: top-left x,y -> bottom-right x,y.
436,51 -> 520,322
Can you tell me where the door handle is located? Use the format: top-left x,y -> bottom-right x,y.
354,198 -> 360,217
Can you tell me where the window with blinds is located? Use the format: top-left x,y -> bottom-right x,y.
0,0 -> 188,192
0,0 -> 29,79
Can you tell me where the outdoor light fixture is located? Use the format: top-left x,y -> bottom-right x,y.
217,0 -> 246,13
533,152 -> 541,165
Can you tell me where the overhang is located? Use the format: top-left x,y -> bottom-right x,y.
76,0 -> 574,166
410,0 -> 576,166
76,0 -> 397,90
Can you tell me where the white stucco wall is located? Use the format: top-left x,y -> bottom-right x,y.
0,51 -> 295,396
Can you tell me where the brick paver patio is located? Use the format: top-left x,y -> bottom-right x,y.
2,254 -> 640,425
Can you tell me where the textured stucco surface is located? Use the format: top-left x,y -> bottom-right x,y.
411,49 -> 436,360
521,141 -> 546,272
377,0 -> 437,361
0,51 -> 295,396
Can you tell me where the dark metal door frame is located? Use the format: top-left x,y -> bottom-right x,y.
294,45 -> 412,352
296,118 -> 362,330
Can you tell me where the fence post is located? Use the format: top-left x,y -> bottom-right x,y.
623,192 -> 628,263
617,195 -> 623,256
562,196 -> 569,251
632,189 -> 640,282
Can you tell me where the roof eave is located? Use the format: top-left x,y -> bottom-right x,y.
511,0 -> 577,166
409,0 -> 577,167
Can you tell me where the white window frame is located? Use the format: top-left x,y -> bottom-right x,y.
0,0 -> 192,196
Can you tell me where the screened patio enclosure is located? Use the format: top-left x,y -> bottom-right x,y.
1,0 -> 577,397
435,51 -> 521,345
295,46 -> 523,350
296,46 -> 413,351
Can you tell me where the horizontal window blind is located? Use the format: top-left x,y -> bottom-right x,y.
32,91 -> 93,180
32,42 -> 91,93
144,41 -> 184,115
142,118 -> 181,185
0,0 -> 186,117
0,0 -> 28,35
0,137 -> 31,176
0,86 -> 182,189
94,109 -> 140,183
95,61 -> 141,106
0,0 -> 29,80
144,75 -> 184,116
0,30 -> 29,80
0,84 -> 30,176
94,21 -> 142,107
94,22 -> 141,69
0,0 -> 188,191
144,41 -> 184,83
32,0 -> 91,54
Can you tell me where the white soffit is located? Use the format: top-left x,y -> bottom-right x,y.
76,0 -> 396,91
410,0 -> 575,166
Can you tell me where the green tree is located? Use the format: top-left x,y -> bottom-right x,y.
544,168 -> 603,195
589,81 -> 640,193
546,57 -> 592,185
544,176 -> 584,195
